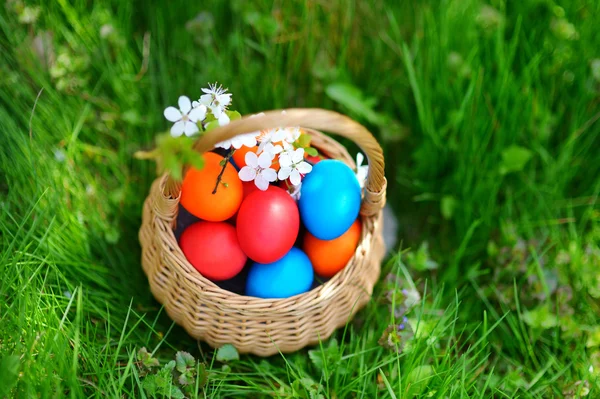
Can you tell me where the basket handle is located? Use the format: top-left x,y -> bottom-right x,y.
165,108 -> 386,216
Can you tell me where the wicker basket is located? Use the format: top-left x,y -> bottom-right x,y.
139,108 -> 387,356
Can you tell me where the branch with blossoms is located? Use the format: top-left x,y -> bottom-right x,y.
136,82 -> 368,198
134,83 -> 241,181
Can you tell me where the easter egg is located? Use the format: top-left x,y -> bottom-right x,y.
299,160 -> 361,240
242,181 -> 259,199
303,219 -> 361,278
179,221 -> 247,281
237,186 -> 299,263
232,145 -> 257,168
246,247 -> 314,298
180,152 -> 243,221
231,182 -> 260,225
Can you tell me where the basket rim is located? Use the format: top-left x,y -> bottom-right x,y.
155,127 -> 382,306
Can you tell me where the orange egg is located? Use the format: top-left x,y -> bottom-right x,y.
232,145 -> 257,168
232,145 -> 280,171
303,219 -> 361,278
180,152 -> 243,221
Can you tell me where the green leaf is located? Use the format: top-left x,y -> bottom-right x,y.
178,373 -> 193,386
305,147 -> 319,157
297,133 -> 312,148
204,119 -> 220,132
164,360 -> 176,371
406,365 -> 435,395
325,83 -> 385,125
522,304 -> 558,329
216,344 -> 239,362
499,145 -> 533,175
308,339 -> 340,378
196,363 -> 208,388
0,355 -> 20,398
185,152 -> 205,171
586,327 -> 600,348
226,110 -> 242,121
137,347 -> 159,369
292,377 -> 324,399
175,351 -> 195,373
141,360 -> 184,398
405,242 -> 438,271
440,195 -> 457,220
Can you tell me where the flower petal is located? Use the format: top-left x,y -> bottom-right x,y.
258,151 -> 274,168
216,93 -> 232,107
279,153 -> 292,168
257,141 -> 267,155
218,112 -> 230,126
292,148 -> 305,163
272,128 -> 286,142
241,133 -> 258,148
278,167 -> 292,181
271,144 -> 283,155
254,175 -> 270,191
170,120 -> 185,137
297,161 -> 312,174
178,96 -> 191,114
199,94 -> 212,106
215,139 -> 232,149
238,166 -> 257,181
164,106 -> 181,122
188,105 -> 207,122
211,105 -> 222,118
289,169 -> 301,186
192,100 -> 199,108
184,121 -> 199,136
245,151 -> 258,168
356,152 -> 365,167
261,168 -> 277,182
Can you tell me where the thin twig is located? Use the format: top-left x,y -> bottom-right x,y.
212,149 -> 235,194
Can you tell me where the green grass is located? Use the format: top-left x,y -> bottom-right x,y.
1,0 -> 599,397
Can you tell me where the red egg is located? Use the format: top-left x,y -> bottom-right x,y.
231,182 -> 260,225
242,181 -> 259,199
237,186 -> 300,263
179,221 -> 247,281
305,153 -> 327,165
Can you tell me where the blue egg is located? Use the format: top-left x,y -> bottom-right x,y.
299,160 -> 361,240
246,247 -> 314,299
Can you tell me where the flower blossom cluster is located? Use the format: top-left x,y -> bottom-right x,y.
163,83 -> 232,137
237,126 -> 313,196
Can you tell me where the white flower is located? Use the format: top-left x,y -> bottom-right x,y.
256,127 -> 299,156
355,152 -> 369,189
278,148 -> 312,186
287,182 -> 302,200
283,127 -> 301,144
215,132 -> 258,150
194,82 -> 231,125
257,128 -> 286,155
238,151 -> 277,191
164,96 -> 207,137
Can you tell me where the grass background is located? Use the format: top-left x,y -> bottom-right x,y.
1,0 -> 599,397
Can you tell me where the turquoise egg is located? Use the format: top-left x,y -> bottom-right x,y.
246,247 -> 314,299
299,160 -> 361,240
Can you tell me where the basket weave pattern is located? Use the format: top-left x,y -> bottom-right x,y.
139,109 -> 387,356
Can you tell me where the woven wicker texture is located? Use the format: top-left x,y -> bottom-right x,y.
139,108 -> 387,356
